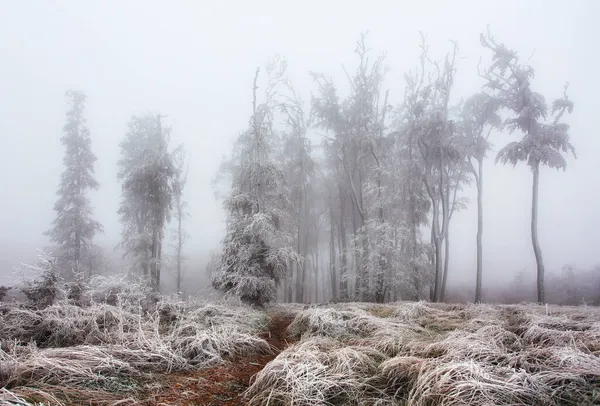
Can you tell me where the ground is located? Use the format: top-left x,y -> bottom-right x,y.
142,312 -> 296,406
1,301 -> 599,405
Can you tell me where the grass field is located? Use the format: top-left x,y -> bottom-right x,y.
1,299 -> 599,405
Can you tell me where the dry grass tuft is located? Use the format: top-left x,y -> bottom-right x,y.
378,356 -> 424,397
407,361 -> 554,406
245,337 -> 392,406
365,305 -> 395,318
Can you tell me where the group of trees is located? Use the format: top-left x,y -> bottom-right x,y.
44,29 -> 578,305
46,93 -> 189,292
212,30 -> 577,306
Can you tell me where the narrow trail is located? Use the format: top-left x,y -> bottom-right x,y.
144,311 -> 296,406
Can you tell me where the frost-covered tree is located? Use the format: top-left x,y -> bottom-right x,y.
171,145 -> 189,294
46,90 -> 103,278
390,40 -> 433,301
312,33 -> 392,301
277,83 -> 314,303
212,60 -> 301,307
460,92 -> 501,303
117,114 -> 176,291
481,32 -> 575,304
401,40 -> 466,302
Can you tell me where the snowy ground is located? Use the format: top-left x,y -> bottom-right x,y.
1,299 -> 599,405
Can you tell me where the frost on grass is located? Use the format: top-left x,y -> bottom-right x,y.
245,337 -> 390,406
0,297 -> 271,404
248,302 -> 600,406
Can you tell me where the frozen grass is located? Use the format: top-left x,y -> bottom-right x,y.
4,298 -> 600,405
407,360 -> 554,405
0,297 -> 271,404
247,302 -> 600,406
245,337 -> 392,406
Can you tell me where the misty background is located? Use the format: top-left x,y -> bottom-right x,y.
0,0 -> 598,293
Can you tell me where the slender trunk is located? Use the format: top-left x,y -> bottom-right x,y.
531,162 -> 545,304
295,221 -> 302,302
156,235 -> 162,291
475,159 -> 483,303
301,235 -> 308,304
300,189 -> 309,303
433,238 -> 443,302
339,194 -> 348,299
282,270 -> 289,303
352,206 -> 361,300
176,206 -> 182,293
429,225 -> 435,301
74,162 -> 82,274
286,269 -> 293,303
315,246 -> 320,303
441,231 -> 450,302
436,145 -> 449,303
431,197 -> 443,302
329,207 -> 338,301
411,209 -> 421,301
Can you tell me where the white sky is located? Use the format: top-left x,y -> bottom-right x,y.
0,0 -> 598,286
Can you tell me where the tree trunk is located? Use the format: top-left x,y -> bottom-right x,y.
531,162 -> 545,304
300,190 -> 309,303
410,210 -> 421,301
433,236 -> 443,302
429,226 -> 435,301
339,194 -> 348,300
329,208 -> 338,301
295,222 -> 303,302
282,272 -> 289,303
176,207 -> 183,293
475,159 -> 483,303
315,247 -> 320,303
430,197 -> 443,302
441,231 -> 450,302
156,237 -> 162,291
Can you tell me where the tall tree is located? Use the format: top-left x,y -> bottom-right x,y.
117,114 -> 175,291
46,90 -> 103,278
312,33 -> 389,301
278,83 -> 314,303
481,32 -> 575,304
404,40 -> 464,302
391,39 -> 433,301
460,92 -> 501,303
212,60 -> 300,307
171,145 -> 189,294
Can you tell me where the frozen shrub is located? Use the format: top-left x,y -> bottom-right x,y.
19,253 -> 62,309
0,286 -> 11,302
65,270 -> 90,307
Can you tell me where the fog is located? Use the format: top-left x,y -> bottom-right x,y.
0,0 -> 598,292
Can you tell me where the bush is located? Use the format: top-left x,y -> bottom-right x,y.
19,253 -> 62,309
0,286 -> 11,302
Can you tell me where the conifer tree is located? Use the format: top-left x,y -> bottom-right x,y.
46,90 -> 103,278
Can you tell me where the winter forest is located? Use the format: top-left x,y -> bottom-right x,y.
1,2 -> 599,405
4,29 -> 594,307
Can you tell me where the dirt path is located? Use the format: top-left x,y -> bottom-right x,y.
143,312 -> 295,406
